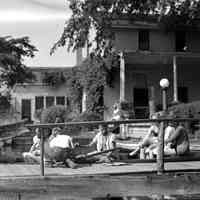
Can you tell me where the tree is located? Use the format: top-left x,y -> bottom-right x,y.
52,0 -> 200,55
0,36 -> 37,87
51,0 -> 200,115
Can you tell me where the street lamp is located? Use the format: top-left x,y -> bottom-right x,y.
159,78 -> 169,112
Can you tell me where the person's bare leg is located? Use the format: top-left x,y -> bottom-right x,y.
65,158 -> 78,169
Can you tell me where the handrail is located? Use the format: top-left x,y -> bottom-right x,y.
25,118 -> 200,177
25,118 -> 200,129
0,119 -> 28,129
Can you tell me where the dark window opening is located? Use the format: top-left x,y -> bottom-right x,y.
175,31 -> 186,52
66,97 -> 70,107
46,96 -> 54,108
134,88 -> 149,118
178,87 -> 188,103
138,29 -> 150,51
56,96 -> 65,105
21,99 -> 31,122
35,96 -> 44,110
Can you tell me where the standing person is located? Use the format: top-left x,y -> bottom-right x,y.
165,122 -> 190,156
44,127 -> 77,168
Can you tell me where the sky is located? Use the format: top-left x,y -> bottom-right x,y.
0,0 -> 76,67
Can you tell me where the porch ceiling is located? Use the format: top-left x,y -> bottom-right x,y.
124,51 -> 200,65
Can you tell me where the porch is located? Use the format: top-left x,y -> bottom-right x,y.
104,51 -> 200,120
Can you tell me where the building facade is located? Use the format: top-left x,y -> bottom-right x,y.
104,17 -> 200,120
11,67 -> 71,122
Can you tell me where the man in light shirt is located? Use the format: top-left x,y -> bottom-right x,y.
45,127 -> 77,168
87,124 -> 117,163
49,127 -> 74,149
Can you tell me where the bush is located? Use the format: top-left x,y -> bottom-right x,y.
168,101 -> 200,118
40,105 -> 71,138
168,101 -> 200,135
41,105 -> 71,124
0,96 -> 10,110
62,111 -> 102,135
40,106 -> 102,137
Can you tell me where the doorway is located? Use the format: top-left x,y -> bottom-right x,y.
21,99 -> 31,122
133,88 -> 149,118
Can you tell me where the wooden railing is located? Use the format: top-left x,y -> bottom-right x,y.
25,118 -> 200,177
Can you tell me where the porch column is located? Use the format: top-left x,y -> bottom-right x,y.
173,56 -> 178,103
120,52 -> 125,102
82,88 -> 87,112
149,86 -> 156,118
43,96 -> 46,109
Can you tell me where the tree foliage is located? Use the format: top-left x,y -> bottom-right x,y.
42,72 -> 66,87
51,0 -> 200,115
52,0 -> 200,55
65,52 -> 118,114
0,36 -> 37,87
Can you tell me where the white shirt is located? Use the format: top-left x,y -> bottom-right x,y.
49,135 -> 74,149
164,125 -> 175,141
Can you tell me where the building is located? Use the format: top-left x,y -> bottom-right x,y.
11,67 -> 72,122
104,16 -> 200,120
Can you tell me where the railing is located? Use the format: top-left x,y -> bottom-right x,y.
25,118 -> 200,177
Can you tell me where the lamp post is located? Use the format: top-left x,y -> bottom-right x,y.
157,78 -> 169,175
159,78 -> 170,112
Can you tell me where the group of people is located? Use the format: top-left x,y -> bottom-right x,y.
129,113 -> 190,159
22,112 -> 190,168
22,122 -> 120,168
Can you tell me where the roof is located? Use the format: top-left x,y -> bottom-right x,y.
29,66 -> 73,72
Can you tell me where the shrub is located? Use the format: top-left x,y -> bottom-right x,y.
0,96 -> 10,110
168,101 -> 200,118
40,106 -> 102,137
40,105 -> 71,138
63,111 -> 102,135
41,105 -> 71,124
168,101 -> 200,135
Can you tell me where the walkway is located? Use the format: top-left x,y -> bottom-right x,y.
0,161 -> 200,178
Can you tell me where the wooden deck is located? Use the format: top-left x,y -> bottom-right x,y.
0,161 -> 200,178
0,162 -> 200,198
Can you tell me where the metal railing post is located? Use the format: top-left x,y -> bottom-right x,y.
40,129 -> 45,177
157,121 -> 165,175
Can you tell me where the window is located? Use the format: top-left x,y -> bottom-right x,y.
138,30 -> 150,51
178,87 -> 188,103
175,31 -> 186,52
56,96 -> 65,105
35,96 -> 44,110
46,96 -> 55,108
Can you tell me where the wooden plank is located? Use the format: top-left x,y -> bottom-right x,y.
0,161 -> 199,178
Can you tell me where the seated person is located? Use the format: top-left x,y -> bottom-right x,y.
163,121 -> 176,155
129,118 -> 159,159
152,121 -> 190,157
87,124 -> 117,163
44,127 -> 77,168
22,128 -> 41,163
165,122 -> 190,156
150,121 -> 176,157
